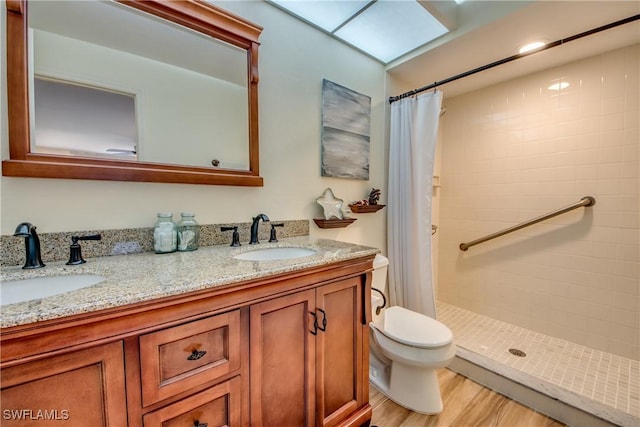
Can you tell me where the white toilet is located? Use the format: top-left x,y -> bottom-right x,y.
369,254 -> 456,414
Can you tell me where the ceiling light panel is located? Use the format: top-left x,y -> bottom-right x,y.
334,0 -> 448,63
519,41 -> 546,54
270,0 -> 370,32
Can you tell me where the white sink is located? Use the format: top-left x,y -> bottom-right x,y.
234,247 -> 317,261
0,274 -> 107,305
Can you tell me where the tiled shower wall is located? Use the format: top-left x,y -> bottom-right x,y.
437,44 -> 639,360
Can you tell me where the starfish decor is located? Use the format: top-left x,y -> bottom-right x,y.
316,188 -> 344,220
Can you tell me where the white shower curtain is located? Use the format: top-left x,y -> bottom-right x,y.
387,91 -> 442,318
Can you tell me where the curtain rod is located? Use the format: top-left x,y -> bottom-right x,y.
388,14 -> 640,104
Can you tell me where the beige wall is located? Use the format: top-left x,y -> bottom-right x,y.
0,1 -> 388,253
437,45 -> 640,360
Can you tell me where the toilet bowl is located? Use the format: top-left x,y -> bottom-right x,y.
369,254 -> 455,414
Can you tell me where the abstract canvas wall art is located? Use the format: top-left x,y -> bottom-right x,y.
321,79 -> 371,180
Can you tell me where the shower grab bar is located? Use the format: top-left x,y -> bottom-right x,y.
459,196 -> 596,251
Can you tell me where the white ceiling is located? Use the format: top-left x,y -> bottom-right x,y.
387,1 -> 640,99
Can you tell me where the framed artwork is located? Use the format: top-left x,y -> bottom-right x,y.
321,79 -> 371,180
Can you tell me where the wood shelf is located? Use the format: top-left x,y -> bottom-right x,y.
313,218 -> 357,228
348,204 -> 385,213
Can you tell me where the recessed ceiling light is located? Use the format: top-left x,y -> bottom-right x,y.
519,41 -> 546,54
548,82 -> 570,91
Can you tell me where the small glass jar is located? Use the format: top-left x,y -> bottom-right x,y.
177,212 -> 199,251
153,213 -> 177,253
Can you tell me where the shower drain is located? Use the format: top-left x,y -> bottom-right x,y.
508,348 -> 527,357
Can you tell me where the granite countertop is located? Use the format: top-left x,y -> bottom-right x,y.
0,237 -> 379,328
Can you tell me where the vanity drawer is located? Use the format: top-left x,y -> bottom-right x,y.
143,376 -> 241,427
140,310 -> 241,406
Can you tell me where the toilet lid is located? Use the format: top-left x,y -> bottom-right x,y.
380,306 -> 453,348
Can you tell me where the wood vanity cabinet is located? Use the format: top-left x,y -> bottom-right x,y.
0,255 -> 374,427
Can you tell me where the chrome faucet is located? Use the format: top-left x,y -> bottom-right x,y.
14,222 -> 45,269
249,214 -> 269,244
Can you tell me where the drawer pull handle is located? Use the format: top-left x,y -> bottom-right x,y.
187,349 -> 207,361
194,421 -> 208,427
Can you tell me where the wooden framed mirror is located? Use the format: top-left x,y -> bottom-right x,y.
3,0 -> 263,186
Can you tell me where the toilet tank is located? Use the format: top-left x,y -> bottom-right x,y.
372,254 -> 389,292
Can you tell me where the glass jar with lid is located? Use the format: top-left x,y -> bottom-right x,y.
153,213 -> 177,253
177,212 -> 200,251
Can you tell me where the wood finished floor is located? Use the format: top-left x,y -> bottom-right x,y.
370,368 -> 567,427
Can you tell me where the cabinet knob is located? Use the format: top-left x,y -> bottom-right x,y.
187,349 -> 207,361
194,421 -> 208,427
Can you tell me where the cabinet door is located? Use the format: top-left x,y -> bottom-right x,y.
250,289 -> 316,427
0,341 -> 127,427
316,277 -> 365,427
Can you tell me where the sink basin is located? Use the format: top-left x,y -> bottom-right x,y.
234,247 -> 317,261
0,274 -> 107,305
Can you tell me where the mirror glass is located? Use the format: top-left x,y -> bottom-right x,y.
28,0 -> 249,170
3,0 -> 262,186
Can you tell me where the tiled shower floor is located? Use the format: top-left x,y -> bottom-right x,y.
437,301 -> 639,427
